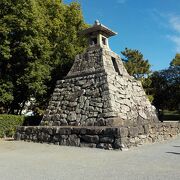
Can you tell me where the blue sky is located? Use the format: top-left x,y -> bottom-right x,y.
64,0 -> 180,71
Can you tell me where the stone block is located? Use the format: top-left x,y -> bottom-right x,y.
67,112 -> 76,121
95,118 -> 106,126
113,138 -> 121,149
47,127 -> 54,135
80,128 -> 87,135
101,112 -> 118,118
67,135 -> 80,146
120,137 -> 129,148
68,102 -> 78,107
53,135 -> 60,142
52,121 -> 61,126
60,119 -> 68,126
86,118 -> 95,126
108,117 -> 124,126
96,143 -> 113,150
138,125 -> 145,135
138,135 -> 147,139
119,127 -> 128,137
99,136 -> 114,143
143,124 -> 149,134
69,121 -> 79,126
80,143 -> 96,148
86,127 -> 103,135
103,128 -> 120,137
71,127 -> 80,134
81,135 -> 99,143
105,118 -> 114,126
59,135 -> 68,145
129,127 -> 138,137
56,128 -> 71,135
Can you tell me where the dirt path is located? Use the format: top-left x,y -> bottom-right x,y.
0,137 -> 180,180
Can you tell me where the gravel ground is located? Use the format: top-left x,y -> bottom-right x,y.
0,137 -> 180,180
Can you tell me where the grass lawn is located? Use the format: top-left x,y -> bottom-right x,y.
161,110 -> 180,121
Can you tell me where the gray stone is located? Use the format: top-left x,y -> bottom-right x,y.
138,135 -> 147,139
52,121 -> 61,126
16,22 -> 180,151
103,128 -> 120,137
67,112 -> 76,121
67,135 -> 80,146
60,119 -> 68,126
81,135 -> 99,143
119,127 -> 129,137
99,136 -> 114,143
53,135 -> 59,142
80,143 -> 96,148
143,124 -> 149,134
96,143 -> 113,150
80,128 -> 87,135
69,121 -> 79,126
129,127 -> 139,137
59,135 -> 67,145
114,138 -> 122,149
85,128 -> 103,135
68,102 -> 78,107
95,118 -> 106,126
56,128 -> 71,135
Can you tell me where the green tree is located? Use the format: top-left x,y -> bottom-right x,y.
150,54 -> 180,112
151,66 -> 180,111
0,0 -> 52,114
35,1 -> 87,109
0,81 -> 14,113
0,0 -> 87,114
170,53 -> 180,66
121,48 -> 151,79
121,48 -> 153,101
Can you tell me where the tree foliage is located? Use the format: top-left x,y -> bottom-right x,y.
151,61 -> 180,111
151,54 -> 180,111
170,53 -> 180,66
35,0 -> 87,109
121,48 -> 151,79
121,48 -> 153,101
0,0 -> 87,114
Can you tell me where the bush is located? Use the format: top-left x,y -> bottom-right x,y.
0,114 -> 24,138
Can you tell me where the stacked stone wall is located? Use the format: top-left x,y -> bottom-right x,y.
67,49 -> 104,78
41,72 -> 116,126
102,49 -> 158,126
15,122 -> 180,150
120,122 -> 180,148
15,24 -> 180,151
106,74 -> 158,126
41,48 -> 159,127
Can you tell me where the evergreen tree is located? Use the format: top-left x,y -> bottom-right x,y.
121,48 -> 151,79
121,48 -> 152,101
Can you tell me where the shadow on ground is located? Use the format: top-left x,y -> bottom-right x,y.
173,146 -> 180,148
166,152 -> 180,155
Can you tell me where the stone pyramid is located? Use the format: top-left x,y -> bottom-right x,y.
41,20 -> 158,127
16,21 -> 179,150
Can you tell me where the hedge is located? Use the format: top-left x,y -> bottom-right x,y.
0,114 -> 24,138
